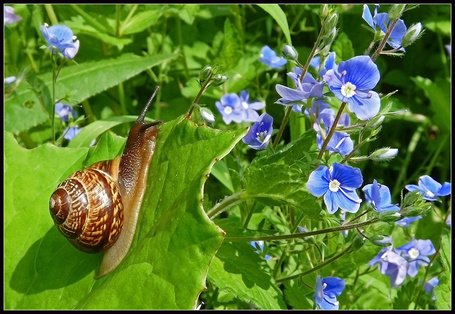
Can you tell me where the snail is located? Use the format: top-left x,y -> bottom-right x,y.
49,87 -> 163,278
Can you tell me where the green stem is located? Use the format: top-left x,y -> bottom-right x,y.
371,18 -> 399,62
70,4 -> 108,33
272,106 -> 292,150
317,102 -> 347,159
187,81 -> 211,117
207,190 -> 247,219
275,243 -> 352,284
51,53 -> 56,144
226,217 -> 379,242
44,4 -> 59,25
81,99 -> 96,123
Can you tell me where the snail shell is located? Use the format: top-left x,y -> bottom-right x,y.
49,87 -> 162,277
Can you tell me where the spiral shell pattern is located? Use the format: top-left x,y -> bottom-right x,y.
49,160 -> 124,253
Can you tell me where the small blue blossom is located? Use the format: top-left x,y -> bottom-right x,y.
424,277 -> 439,301
323,55 -> 381,121
362,4 -> 408,51
242,113 -> 273,150
395,215 -> 422,227
311,51 -> 338,77
306,163 -> 363,214
55,103 -> 77,122
276,67 -> 325,112
215,93 -> 244,124
249,240 -> 271,261
405,175 -> 451,201
369,247 -> 408,288
4,76 -> 16,85
239,90 -> 265,122
314,275 -> 345,310
259,45 -> 287,69
362,180 -> 400,213
395,238 -> 436,277
4,6 -> 22,25
40,24 -> 80,59
315,108 -> 353,156
199,107 -> 215,124
64,126 -> 82,141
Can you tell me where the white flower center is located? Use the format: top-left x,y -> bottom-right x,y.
329,179 -> 341,192
224,107 -> 233,115
242,101 -> 249,110
408,248 -> 420,259
256,129 -> 268,142
341,82 -> 356,98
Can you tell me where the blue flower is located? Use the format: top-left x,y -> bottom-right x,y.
215,93 -> 244,124
4,6 -> 22,25
314,275 -> 345,310
405,175 -> 451,201
249,240 -> 271,261
4,76 -> 16,85
239,90 -> 265,122
315,108 -> 353,156
311,51 -> 338,77
63,126 -> 82,141
395,238 -> 436,277
242,113 -> 273,150
323,55 -> 381,121
259,45 -> 287,69
424,277 -> 439,301
362,180 -> 400,213
395,215 -> 422,227
306,163 -> 363,214
40,24 -> 80,59
55,103 -> 77,122
303,99 -> 331,117
362,4 -> 408,51
276,67 -> 325,112
369,247 -> 408,288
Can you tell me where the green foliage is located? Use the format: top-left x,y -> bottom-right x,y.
4,3 -> 451,310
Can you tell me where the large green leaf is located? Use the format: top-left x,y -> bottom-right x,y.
242,130 -> 322,220
4,116 -> 247,309
257,4 -> 292,45
5,53 -> 176,134
208,241 -> 287,309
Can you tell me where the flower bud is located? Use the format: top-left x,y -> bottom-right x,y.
199,65 -> 213,85
350,234 -> 366,252
199,107 -> 215,124
369,148 -> 398,161
326,13 -> 338,30
366,115 -> 385,129
283,45 -> 298,60
388,4 -> 406,21
402,190 -> 422,207
379,211 -> 402,222
401,203 -> 432,218
401,23 -> 423,47
369,235 -> 393,247
320,4 -> 329,19
4,76 -> 16,85
211,74 -> 228,87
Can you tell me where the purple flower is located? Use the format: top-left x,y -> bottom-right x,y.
4,6 -> 22,25
362,180 -> 400,213
242,113 -> 273,150
395,215 -> 422,227
362,4 -> 408,51
259,45 -> 287,69
306,163 -> 363,214
239,90 -> 265,122
249,240 -> 271,261
314,275 -> 345,310
323,55 -> 381,121
395,238 -> 436,277
405,175 -> 451,201
55,103 -> 77,122
40,24 -> 80,59
369,247 -> 408,288
63,126 -> 82,141
275,67 -> 325,112
424,277 -> 439,301
215,93 -> 244,124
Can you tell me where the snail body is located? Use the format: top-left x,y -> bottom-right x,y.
49,87 -> 162,277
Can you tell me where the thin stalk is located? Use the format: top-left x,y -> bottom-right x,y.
226,217 -> 379,242
317,102 -> 347,159
371,19 -> 399,62
44,4 -> 59,25
207,190 -> 247,219
275,243 -> 352,284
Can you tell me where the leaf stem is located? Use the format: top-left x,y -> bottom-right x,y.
317,102 -> 347,159
207,190 -> 247,219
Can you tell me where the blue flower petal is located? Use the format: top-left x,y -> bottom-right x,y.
306,166 -> 330,197
331,163 -> 363,189
348,90 -> 381,120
